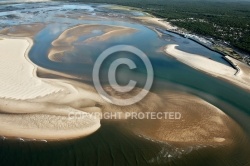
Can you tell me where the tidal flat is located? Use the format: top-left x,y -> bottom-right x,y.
0,2 -> 249,166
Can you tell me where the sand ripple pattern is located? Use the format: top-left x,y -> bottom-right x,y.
0,38 -> 62,100
0,37 -> 101,140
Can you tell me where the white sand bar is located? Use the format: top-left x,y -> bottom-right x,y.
0,37 -> 101,140
0,38 -> 63,99
165,44 -> 250,90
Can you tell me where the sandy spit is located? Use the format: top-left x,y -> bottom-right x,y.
164,44 -> 250,91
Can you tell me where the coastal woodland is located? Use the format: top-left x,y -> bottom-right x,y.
60,0 -> 250,54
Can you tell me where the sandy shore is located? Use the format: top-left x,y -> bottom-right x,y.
0,36 -> 101,140
49,24 -> 137,62
164,44 -> 250,90
132,16 -> 177,30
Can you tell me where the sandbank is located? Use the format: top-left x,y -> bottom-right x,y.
164,44 -> 250,90
0,37 -> 101,140
49,24 -> 137,62
119,89 -> 243,146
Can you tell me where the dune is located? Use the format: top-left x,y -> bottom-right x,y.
164,44 -> 250,90
0,38 -> 62,100
0,37 -> 101,140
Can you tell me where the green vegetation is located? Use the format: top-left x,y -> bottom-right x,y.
56,0 -> 250,54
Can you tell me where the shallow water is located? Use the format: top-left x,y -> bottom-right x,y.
0,2 -> 250,166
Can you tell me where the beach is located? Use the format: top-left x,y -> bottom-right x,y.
132,16 -> 177,30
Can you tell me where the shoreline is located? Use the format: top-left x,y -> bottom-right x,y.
135,12 -> 250,66
161,25 -> 250,66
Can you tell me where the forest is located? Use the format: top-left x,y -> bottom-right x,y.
55,0 -> 250,53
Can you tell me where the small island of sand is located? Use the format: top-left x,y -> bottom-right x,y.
49,24 -> 137,62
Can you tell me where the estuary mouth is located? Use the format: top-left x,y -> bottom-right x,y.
0,1 -> 250,166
